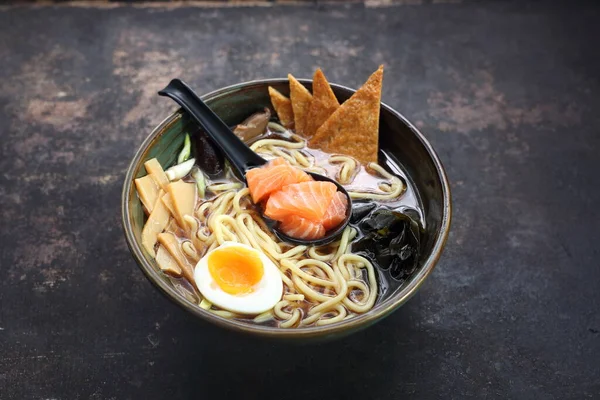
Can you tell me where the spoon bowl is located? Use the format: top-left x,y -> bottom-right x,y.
158,78 -> 352,245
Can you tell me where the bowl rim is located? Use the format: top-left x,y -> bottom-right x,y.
121,78 -> 452,339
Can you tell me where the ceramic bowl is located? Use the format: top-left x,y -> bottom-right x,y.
122,79 -> 451,340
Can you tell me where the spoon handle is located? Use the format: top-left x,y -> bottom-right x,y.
158,79 -> 267,179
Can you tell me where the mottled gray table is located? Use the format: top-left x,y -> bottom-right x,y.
1,1 -> 599,399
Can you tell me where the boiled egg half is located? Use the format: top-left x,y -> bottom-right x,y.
194,242 -> 283,314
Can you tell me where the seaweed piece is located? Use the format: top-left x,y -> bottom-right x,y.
397,206 -> 424,229
350,202 -> 377,224
353,208 -> 422,281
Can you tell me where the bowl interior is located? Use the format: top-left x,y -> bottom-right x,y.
123,79 -> 451,339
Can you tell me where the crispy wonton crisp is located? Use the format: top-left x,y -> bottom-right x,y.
288,74 -> 313,136
309,65 -> 383,166
268,87 -> 294,129
303,69 -> 340,139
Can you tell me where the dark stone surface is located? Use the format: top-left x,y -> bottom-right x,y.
1,1 -> 599,399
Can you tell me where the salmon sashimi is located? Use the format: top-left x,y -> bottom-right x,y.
247,164 -> 295,203
290,166 -> 313,184
321,191 -> 348,231
279,215 -> 326,240
267,157 -> 313,183
246,158 -> 312,203
268,157 -> 287,167
265,181 -> 337,222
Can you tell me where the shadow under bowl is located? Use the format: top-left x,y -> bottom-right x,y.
121,79 -> 452,341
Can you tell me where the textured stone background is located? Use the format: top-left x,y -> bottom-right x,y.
0,1 -> 599,399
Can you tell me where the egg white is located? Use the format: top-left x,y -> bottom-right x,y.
194,241 -> 283,315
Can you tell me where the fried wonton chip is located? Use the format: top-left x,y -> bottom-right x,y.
288,74 -> 313,136
309,65 -> 384,166
303,69 -> 340,139
268,87 -> 294,129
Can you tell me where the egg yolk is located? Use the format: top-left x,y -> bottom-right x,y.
208,246 -> 264,295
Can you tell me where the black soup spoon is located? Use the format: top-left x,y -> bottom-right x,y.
158,79 -> 352,246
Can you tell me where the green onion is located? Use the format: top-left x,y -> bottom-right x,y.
191,166 -> 206,198
165,158 -> 195,181
199,298 -> 212,310
177,133 -> 191,164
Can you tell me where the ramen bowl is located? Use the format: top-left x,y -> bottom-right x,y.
121,79 -> 451,340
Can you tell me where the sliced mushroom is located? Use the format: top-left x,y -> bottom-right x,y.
233,108 -> 271,142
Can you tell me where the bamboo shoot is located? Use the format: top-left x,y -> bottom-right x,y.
135,175 -> 159,214
161,192 -> 177,221
156,245 -> 182,277
167,180 -> 196,228
157,232 -> 195,282
145,158 -> 169,190
141,199 -> 170,256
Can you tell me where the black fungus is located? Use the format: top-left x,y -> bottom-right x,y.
193,130 -> 225,177
353,209 -> 422,281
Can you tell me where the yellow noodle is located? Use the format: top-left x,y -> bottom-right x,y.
304,166 -> 327,175
183,215 -> 198,234
330,155 -> 358,185
253,310 -> 274,324
291,275 -> 331,303
270,147 -> 297,164
348,163 -> 404,200
281,259 -> 336,288
308,266 -> 348,315
250,138 -> 305,152
292,150 -> 312,167
181,241 -> 199,262
209,309 -> 238,319
283,294 -> 305,302
196,226 -> 211,242
273,300 -> 292,319
208,182 -> 244,192
339,262 -> 351,281
233,188 -> 250,213
307,246 -> 335,262
299,310 -> 323,326
315,306 -> 347,326
267,121 -> 287,133
279,271 -> 294,289
196,201 -> 213,222
280,309 -> 301,328
339,254 -> 378,313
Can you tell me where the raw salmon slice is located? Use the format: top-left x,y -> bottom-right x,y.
290,166 -> 313,184
268,157 -> 313,183
246,158 -> 312,203
268,157 -> 287,167
265,181 -> 337,222
321,191 -> 348,231
246,164 -> 294,203
279,215 -> 326,240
